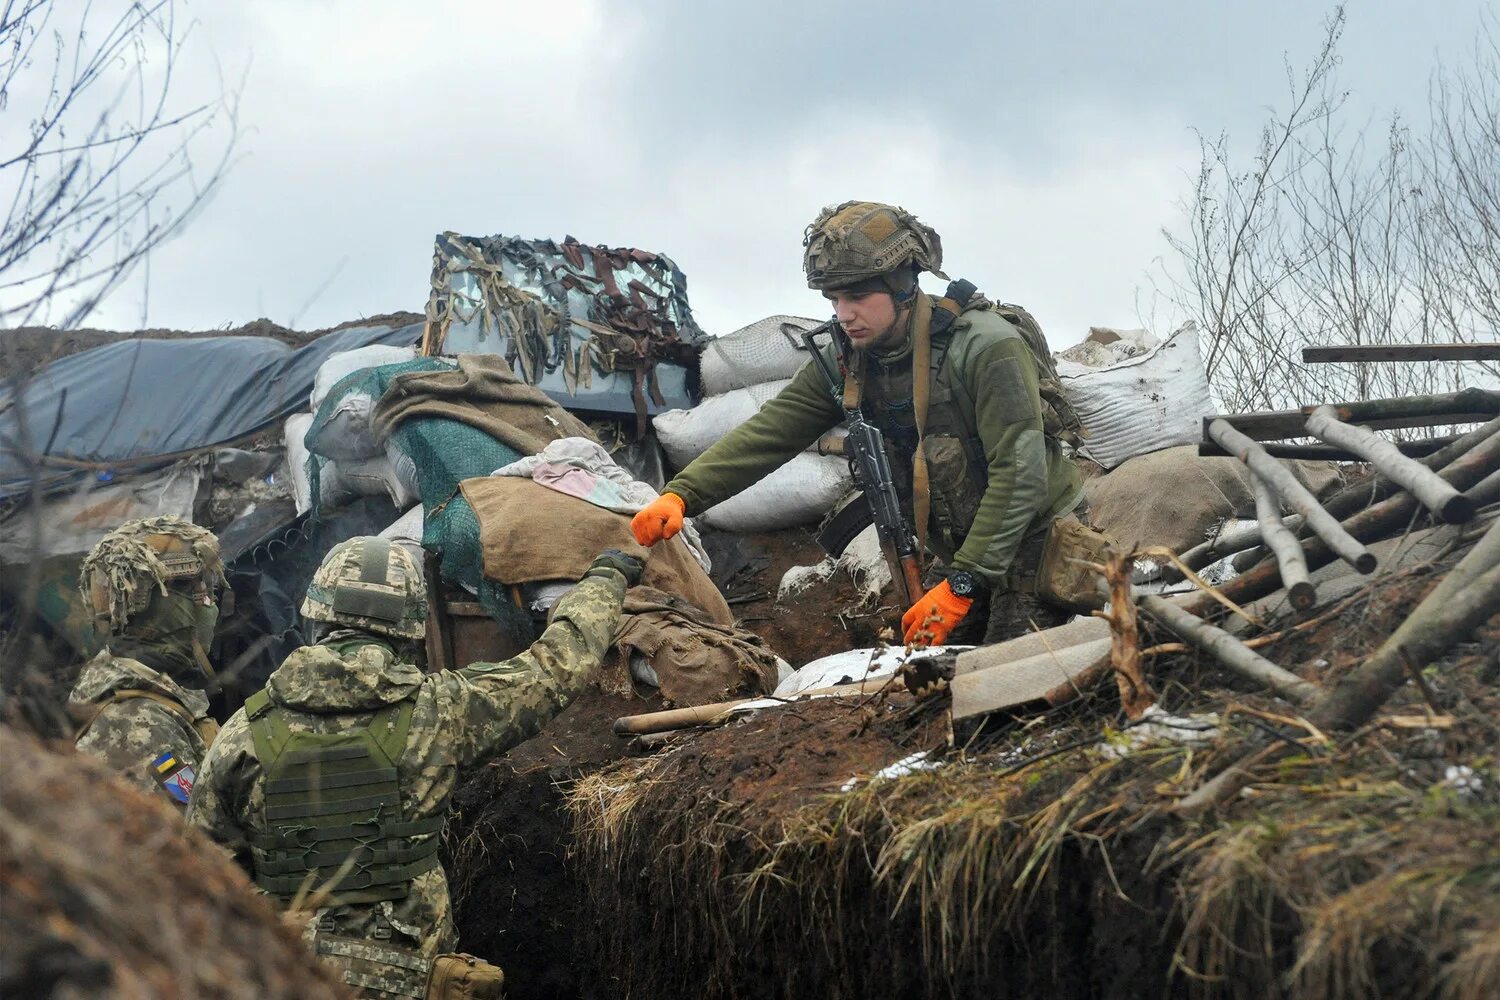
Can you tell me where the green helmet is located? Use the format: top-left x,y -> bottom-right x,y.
80,516 -> 225,632
802,201 -> 947,294
301,536 -> 426,641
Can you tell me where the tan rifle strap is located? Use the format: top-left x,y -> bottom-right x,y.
911,293 -> 934,563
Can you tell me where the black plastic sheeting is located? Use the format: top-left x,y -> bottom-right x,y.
0,321 -> 422,498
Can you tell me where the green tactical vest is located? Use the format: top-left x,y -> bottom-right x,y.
244,689 -> 442,907
852,292 -> 1083,559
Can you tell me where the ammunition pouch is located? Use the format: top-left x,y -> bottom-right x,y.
316,933 -> 432,999
1011,514 -> 1113,612
427,953 -> 506,1000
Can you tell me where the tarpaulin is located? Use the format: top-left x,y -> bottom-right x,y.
0,321 -> 422,498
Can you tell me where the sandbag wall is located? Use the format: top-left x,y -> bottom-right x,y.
655,315 -> 852,533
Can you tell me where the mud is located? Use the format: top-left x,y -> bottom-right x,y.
0,726 -> 348,998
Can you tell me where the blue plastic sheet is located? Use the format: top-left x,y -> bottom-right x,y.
0,322 -> 422,497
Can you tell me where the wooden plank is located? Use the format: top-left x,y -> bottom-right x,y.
953,617 -> 1110,676
951,638 -> 1114,721
1302,343 -> 1500,363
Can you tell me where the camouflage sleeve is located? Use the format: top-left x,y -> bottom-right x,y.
439,569 -> 627,767
949,331 -> 1053,586
663,357 -> 842,515
185,710 -> 258,863
75,701 -> 203,809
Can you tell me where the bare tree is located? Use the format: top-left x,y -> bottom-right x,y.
1158,5 -> 1500,414
0,0 -> 238,734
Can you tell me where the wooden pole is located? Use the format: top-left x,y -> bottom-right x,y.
1305,405 -> 1474,523
1251,476 -> 1315,612
1208,419 -> 1377,573
1204,387 -> 1500,442
1138,594 -> 1323,707
1301,343 -> 1500,363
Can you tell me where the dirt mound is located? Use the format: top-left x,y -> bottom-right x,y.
0,726 -> 348,999
560,536 -> 1500,999
0,310 -> 422,373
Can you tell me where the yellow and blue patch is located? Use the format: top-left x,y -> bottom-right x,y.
150,751 -> 196,806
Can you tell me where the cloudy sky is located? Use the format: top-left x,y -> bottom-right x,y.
70,0 -> 1494,345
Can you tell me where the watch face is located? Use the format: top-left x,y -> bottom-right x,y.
949,572 -> 976,597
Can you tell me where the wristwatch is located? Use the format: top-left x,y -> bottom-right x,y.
946,569 -> 984,599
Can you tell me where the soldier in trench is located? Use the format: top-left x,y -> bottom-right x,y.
634,201 -> 1107,646
187,536 -> 641,998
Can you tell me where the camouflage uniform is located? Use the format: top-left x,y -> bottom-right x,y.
68,517 -> 224,808
187,539 -> 631,998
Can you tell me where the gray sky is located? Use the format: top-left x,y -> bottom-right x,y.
83,0 -> 1491,347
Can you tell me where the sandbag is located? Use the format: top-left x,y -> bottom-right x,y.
653,379 -> 793,469
1084,444 -> 1343,554
697,453 -> 852,533
699,315 -> 820,395
320,454 -> 418,511
283,413 -> 315,514
1057,322 -> 1214,471
306,389 -> 382,462
310,344 -> 418,411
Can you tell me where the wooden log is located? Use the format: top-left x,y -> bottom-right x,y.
1171,418 -> 1500,580
1138,594 -> 1324,706
1251,475 -> 1315,611
1464,468 -> 1500,509
1302,343 -> 1500,363
1198,429 -> 1500,612
1203,387 -> 1500,442
1309,523 -> 1500,731
1180,524 -> 1500,813
1197,435 -> 1455,461
612,674 -> 902,736
1305,405 -> 1474,523
1209,419 -> 1377,573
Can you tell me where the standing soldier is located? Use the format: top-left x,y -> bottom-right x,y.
68,516 -> 225,808
188,536 -> 641,998
634,201 -> 1106,646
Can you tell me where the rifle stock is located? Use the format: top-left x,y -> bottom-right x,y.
803,323 -> 926,608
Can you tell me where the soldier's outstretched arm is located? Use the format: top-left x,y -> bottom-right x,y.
442,551 -> 637,767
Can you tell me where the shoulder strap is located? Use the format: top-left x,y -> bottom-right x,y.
75,688 -> 218,748
369,697 -> 418,768
245,688 -> 292,773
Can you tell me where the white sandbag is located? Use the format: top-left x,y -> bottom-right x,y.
699,315 -> 820,395
310,344 -> 417,411
1056,321 -> 1214,471
653,379 -> 792,468
283,413 -> 315,514
696,453 -> 852,533
305,391 -> 381,462
384,437 -> 421,507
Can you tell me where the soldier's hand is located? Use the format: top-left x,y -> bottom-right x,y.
630,493 -> 685,546
901,580 -> 973,647
587,548 -> 646,587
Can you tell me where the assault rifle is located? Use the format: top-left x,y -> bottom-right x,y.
802,321 -> 926,607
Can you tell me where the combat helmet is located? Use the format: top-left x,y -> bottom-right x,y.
80,516 -> 226,633
302,536 -> 427,641
802,201 -> 948,296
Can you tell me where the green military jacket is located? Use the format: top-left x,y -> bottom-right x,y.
68,649 -> 216,808
186,569 -> 627,987
667,295 -> 1082,587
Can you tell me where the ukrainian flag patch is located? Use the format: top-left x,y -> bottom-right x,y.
150,751 -> 196,805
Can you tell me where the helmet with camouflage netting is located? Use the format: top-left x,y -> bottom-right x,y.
302,536 -> 427,641
80,516 -> 226,632
802,201 -> 947,295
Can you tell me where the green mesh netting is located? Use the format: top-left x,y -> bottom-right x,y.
306,359 -> 534,644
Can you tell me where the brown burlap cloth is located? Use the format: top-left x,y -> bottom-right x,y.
372,353 -> 598,453
461,476 -> 778,705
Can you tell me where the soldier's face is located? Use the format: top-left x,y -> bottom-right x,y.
826,289 -> 906,352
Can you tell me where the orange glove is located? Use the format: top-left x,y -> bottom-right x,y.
901,580 -> 973,647
631,492 -> 686,546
